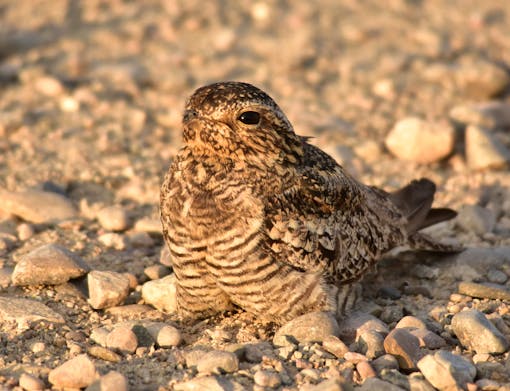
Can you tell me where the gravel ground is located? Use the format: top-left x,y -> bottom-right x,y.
1,1 -> 510,390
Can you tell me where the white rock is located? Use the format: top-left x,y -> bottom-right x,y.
385,117 -> 455,164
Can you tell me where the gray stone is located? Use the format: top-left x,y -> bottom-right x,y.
12,244 -> 89,286
458,281 -> 510,301
450,101 -> 510,129
141,274 -> 177,313
356,330 -> 385,359
371,354 -> 399,374
456,204 -> 496,235
417,351 -> 476,390
97,205 -> 130,231
48,354 -> 98,389
87,270 -> 130,309
358,377 -> 405,391
196,350 -> 239,374
273,311 -> 340,346
385,117 -> 455,164
487,268 -> 508,284
0,297 -> 64,327
451,309 -> 509,354
465,125 -> 510,171
0,189 -> 77,223
409,328 -> 446,349
85,371 -> 128,391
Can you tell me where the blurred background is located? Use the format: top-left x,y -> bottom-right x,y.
0,0 -> 509,208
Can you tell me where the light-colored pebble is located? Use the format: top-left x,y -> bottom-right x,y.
253,370 -> 281,388
385,117 -> 455,164
383,328 -> 423,370
395,316 -> 427,330
85,371 -> 128,391
196,350 -> 239,374
34,76 -> 64,96
141,274 -> 177,313
322,335 -> 349,358
465,125 -> 510,170
19,373 -> 45,391
273,311 -> 340,346
417,351 -> 476,390
356,360 -> 377,380
97,205 -> 130,231
450,101 -> 510,129
451,309 -> 509,354
357,377 -> 405,391
453,59 -> 510,99
17,223 -> 34,240
87,346 -> 122,363
0,267 -> 12,288
98,232 -> 127,250
106,326 -> 138,354
144,323 -> 182,347
48,354 -> 98,389
0,189 -> 77,224
174,375 -> 244,391
338,311 -> 389,344
31,341 -> 45,353
134,217 -> 162,234
487,268 -> 508,284
87,270 -> 130,309
144,264 -> 171,280
12,243 -> 89,286
0,297 -> 64,328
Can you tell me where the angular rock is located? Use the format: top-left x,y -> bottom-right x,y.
141,274 -> 177,313
87,270 -> 130,309
451,309 -> 509,354
97,205 -> 130,231
338,311 -> 389,344
0,189 -> 77,224
458,281 -> 510,301
273,311 -> 340,346
385,117 -> 455,164
357,330 -> 385,359
48,354 -> 98,389
417,351 -> 476,390
196,350 -> 239,374
0,297 -> 64,327
12,243 -> 89,286
85,371 -> 128,391
322,335 -> 349,358
144,264 -> 171,280
465,125 -> 510,170
383,328 -> 423,370
450,101 -> 510,129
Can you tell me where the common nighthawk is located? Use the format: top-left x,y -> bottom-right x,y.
160,81 -> 458,323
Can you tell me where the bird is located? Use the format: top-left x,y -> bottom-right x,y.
160,81 -> 459,324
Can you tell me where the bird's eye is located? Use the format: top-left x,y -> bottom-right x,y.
238,111 -> 261,125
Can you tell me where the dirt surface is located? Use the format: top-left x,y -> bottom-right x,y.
1,1 -> 510,390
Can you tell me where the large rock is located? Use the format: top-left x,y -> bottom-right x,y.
141,274 -> 177,313
0,189 -> 77,223
87,270 -> 130,309
12,243 -> 89,286
273,311 -> 340,346
0,297 -> 64,328
48,354 -> 98,389
417,351 -> 476,390
451,309 -> 509,354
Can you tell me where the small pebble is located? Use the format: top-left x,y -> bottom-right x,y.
450,101 -> 510,129
86,371 -> 128,391
87,270 -> 130,309
87,346 -> 122,363
356,330 -> 385,359
128,231 -> 154,247
451,309 -> 509,354
31,341 -> 46,353
274,312 -> 340,346
141,274 -> 177,313
253,370 -> 281,388
408,328 -> 446,349
456,204 -> 496,235
97,205 -> 130,231
106,326 -> 138,354
453,59 -> 509,99
338,311 -> 389,344
395,316 -> 427,330
322,335 -> 349,359
19,373 -> 45,391
144,264 -> 171,280
371,354 -> 399,374
48,354 -> 98,389
16,223 -> 34,240
98,232 -> 127,250
356,361 -> 377,380
385,117 -> 455,164
487,268 -> 507,284
465,125 -> 510,171
196,350 -> 239,374
145,323 -> 182,347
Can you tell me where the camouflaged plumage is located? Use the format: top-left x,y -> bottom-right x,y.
160,81 -> 458,323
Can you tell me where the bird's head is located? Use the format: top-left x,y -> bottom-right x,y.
182,82 -> 304,166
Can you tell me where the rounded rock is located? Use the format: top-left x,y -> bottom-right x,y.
383,328 -> 423,370
196,350 -> 239,374
86,371 -> 128,391
253,370 -> 281,388
97,205 -> 130,231
19,373 -> 45,391
48,354 -> 98,389
141,274 -> 177,313
451,309 -> 509,354
273,311 -> 340,346
106,326 -> 138,354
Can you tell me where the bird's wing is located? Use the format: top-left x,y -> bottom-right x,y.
263,142 -> 407,283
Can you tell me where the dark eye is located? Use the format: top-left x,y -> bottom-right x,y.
238,111 -> 261,125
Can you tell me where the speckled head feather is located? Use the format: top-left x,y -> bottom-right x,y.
160,81 -> 459,324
